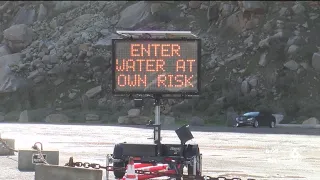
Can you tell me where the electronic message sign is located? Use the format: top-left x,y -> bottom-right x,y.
112,39 -> 201,95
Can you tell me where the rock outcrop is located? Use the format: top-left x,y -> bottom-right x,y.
0,1 -> 319,125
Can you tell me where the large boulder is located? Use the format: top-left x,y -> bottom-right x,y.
11,7 -> 36,25
0,44 -> 11,57
3,24 -> 34,53
128,109 -> 141,117
53,1 -> 87,14
19,108 -> 53,123
44,114 -> 70,124
241,1 -> 265,14
312,52 -> 320,71
302,117 -> 319,125
131,116 -> 150,125
224,11 -> 246,33
188,116 -> 205,126
0,53 -> 30,93
118,116 -> 130,124
116,1 -> 152,29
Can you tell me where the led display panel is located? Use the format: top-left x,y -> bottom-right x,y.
112,39 -> 201,95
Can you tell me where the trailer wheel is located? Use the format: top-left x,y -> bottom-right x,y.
112,144 -> 126,179
187,147 -> 201,176
113,160 -> 126,179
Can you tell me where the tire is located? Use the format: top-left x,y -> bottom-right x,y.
253,120 -> 259,128
112,144 -> 126,179
113,161 -> 126,179
269,120 -> 276,128
187,147 -> 201,176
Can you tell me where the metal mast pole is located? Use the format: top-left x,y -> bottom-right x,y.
154,95 -> 161,156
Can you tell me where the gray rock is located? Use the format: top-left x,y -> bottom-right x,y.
0,53 -> 29,93
3,24 -> 34,53
300,62 -> 309,69
258,38 -> 269,48
284,60 -> 299,71
116,1 -> 152,29
287,36 -> 302,46
162,116 -> 175,125
45,114 -> 69,123
53,1 -> 87,14
102,1 -> 127,17
27,70 -> 40,79
312,53 -> 320,71
241,80 -> 250,94
249,89 -> 258,97
33,76 -> 45,83
54,79 -> 64,86
19,108 -> 53,123
0,45 -> 11,57
94,33 -> 121,48
42,55 -> 50,64
18,110 -> 29,123
118,116 -> 131,124
12,7 -> 36,25
291,3 -> 305,15
65,53 -> 73,60
188,116 -> 205,126
244,34 -> 253,46
309,13 -> 319,20
248,76 -> 258,87
128,109 -> 141,117
287,45 -> 299,54
85,86 -> 102,98
49,54 -> 58,64
189,1 -> 202,9
37,4 -> 47,21
279,7 -> 289,17
150,3 -> 170,15
68,92 -> 77,99
130,116 -> 150,125
85,114 -> 100,121
48,63 -> 70,75
302,117 -> 319,125
220,3 -> 234,18
242,1 -> 265,14
207,3 -> 219,22
225,11 -> 246,33
225,52 -> 243,63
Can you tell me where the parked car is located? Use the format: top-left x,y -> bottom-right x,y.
234,111 -> 276,128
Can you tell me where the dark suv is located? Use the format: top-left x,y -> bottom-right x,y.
235,111 -> 276,128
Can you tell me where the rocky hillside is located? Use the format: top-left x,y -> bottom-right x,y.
0,1 -> 320,125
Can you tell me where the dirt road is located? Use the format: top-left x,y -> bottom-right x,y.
0,123 -> 319,180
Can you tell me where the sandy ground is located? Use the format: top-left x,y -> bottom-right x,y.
0,123 -> 320,180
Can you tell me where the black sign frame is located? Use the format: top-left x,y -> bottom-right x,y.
111,38 -> 201,95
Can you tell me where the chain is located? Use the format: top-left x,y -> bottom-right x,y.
31,142 -> 49,165
65,158 -> 255,180
0,137 -> 18,153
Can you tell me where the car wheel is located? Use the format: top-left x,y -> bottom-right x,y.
270,120 -> 276,128
253,120 -> 259,128
234,123 -> 239,127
